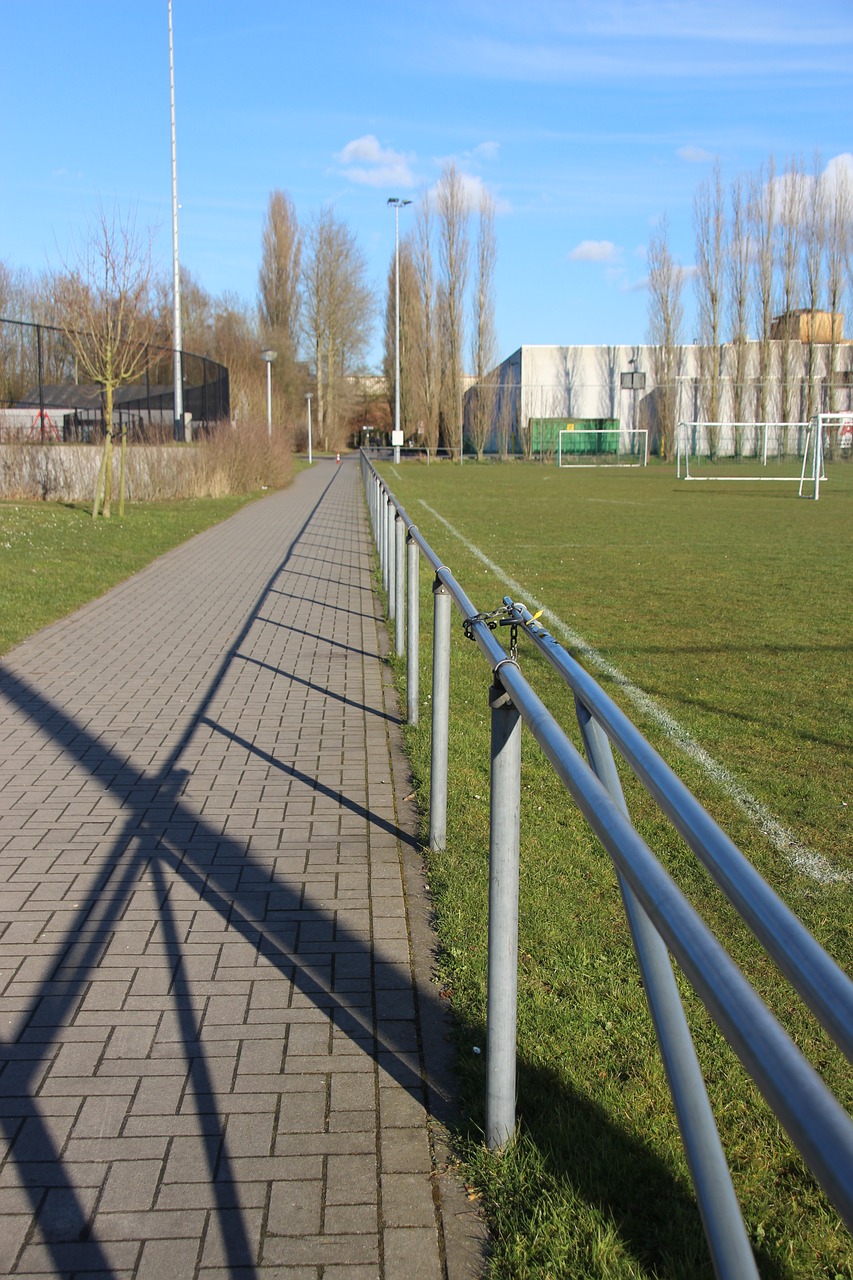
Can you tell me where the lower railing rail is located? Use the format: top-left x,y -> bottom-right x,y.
360,452 -> 853,1279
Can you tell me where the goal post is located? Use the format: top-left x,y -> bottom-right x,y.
676,417 -> 830,498
558,427 -> 649,467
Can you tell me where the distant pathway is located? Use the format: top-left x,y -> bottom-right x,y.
0,457 -> 484,1279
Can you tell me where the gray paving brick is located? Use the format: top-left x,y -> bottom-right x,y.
0,461 -> 481,1279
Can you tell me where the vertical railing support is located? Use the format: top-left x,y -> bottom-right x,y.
380,491 -> 389,594
406,534 -> 419,724
574,697 -> 760,1279
486,672 -> 522,1150
395,514 -> 405,657
429,578 -> 451,852
387,498 -> 396,621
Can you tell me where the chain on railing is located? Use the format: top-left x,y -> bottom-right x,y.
360,450 -> 853,1280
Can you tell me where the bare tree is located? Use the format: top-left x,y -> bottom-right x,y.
258,190 -> 301,350
801,153 -> 826,418
597,345 -> 619,420
436,164 -> 469,458
825,159 -> 852,412
469,192 -> 497,459
407,199 -> 440,451
302,208 -> 374,451
382,240 -> 419,439
52,205 -> 158,517
693,161 -> 726,448
727,174 -> 751,434
257,190 -> 304,426
776,155 -> 805,422
749,156 -> 777,423
646,216 -> 684,460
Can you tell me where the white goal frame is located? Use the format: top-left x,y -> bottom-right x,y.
558,428 -> 649,468
676,417 -> 829,498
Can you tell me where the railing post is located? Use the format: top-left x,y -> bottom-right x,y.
574,697 -> 760,1279
380,491 -> 389,594
486,672 -> 522,1150
429,577 -> 451,852
387,498 -> 396,621
395,514 -> 405,657
406,534 -> 419,724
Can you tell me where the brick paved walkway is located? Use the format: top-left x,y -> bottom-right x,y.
0,458 -> 485,1279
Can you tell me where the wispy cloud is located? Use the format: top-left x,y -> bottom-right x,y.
569,239 -> 620,263
677,145 -> 715,163
335,135 -> 416,189
472,141 -> 500,162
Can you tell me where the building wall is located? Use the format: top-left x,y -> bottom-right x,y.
471,341 -> 853,456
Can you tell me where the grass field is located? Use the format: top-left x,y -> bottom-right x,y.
376,458 -> 852,1279
0,496 -> 258,655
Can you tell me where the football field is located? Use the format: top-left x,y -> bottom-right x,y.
377,458 -> 852,1279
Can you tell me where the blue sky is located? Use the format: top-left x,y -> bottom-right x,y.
2,0 -> 852,368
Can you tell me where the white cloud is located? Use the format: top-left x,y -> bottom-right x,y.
335,135 -> 415,189
472,141 -> 500,162
677,145 -> 715,163
569,239 -> 620,263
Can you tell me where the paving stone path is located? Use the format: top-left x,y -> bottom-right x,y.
0,457 -> 485,1279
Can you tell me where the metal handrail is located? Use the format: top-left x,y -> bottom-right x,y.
503,597 -> 853,1062
360,453 -> 853,1276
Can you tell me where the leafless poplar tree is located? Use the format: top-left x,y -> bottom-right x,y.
406,199 -> 440,452
646,215 -> 684,460
258,190 -> 302,349
825,161 -> 852,412
726,174 -> 751,433
800,154 -> 828,417
382,240 -> 419,439
302,208 -> 374,451
257,190 -> 304,424
748,157 -> 777,424
776,155 -> 805,421
468,192 -> 497,459
693,161 -> 726,446
52,205 -> 158,517
597,346 -> 619,420
436,164 -> 469,458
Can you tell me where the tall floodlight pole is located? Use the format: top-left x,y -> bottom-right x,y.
261,349 -> 277,435
387,198 -> 412,465
306,393 -> 313,465
168,0 -> 183,441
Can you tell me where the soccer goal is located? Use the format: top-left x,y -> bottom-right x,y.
676,418 -> 827,497
558,427 -> 649,467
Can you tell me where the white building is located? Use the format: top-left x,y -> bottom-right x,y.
468,337 -> 853,457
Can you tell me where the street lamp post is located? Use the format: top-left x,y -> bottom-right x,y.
305,393 -> 313,465
168,0 -> 184,442
387,197 -> 412,465
260,349 -> 276,436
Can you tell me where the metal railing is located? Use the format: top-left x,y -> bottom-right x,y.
361,452 -> 853,1279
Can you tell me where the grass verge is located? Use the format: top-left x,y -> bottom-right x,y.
378,459 -> 852,1279
0,495 -> 259,655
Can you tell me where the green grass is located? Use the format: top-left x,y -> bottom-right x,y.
377,459 -> 853,1279
0,496 -> 259,655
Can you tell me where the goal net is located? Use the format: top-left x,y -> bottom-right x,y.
558,427 -> 649,467
676,417 -> 835,497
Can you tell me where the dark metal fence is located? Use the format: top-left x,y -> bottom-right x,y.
362,452 -> 853,1279
0,317 -> 229,441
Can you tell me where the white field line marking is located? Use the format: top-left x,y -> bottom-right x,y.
419,501 -> 847,886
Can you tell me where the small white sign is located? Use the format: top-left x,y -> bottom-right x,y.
391,430 -> 404,446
